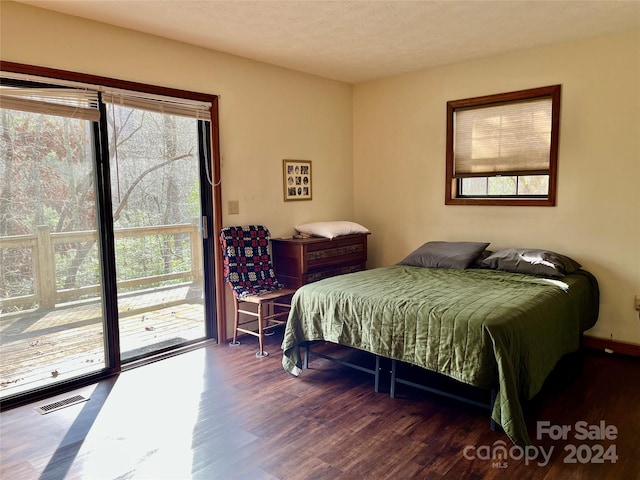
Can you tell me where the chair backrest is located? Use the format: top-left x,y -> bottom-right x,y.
219,225 -> 283,298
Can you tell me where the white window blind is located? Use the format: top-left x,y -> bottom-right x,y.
453,97 -> 552,177
102,89 -> 211,121
1,73 -> 212,122
0,86 -> 100,121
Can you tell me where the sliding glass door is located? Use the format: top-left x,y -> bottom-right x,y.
104,99 -> 207,361
0,65 -> 219,406
0,93 -> 107,396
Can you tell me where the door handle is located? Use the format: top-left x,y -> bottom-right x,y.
202,216 -> 208,239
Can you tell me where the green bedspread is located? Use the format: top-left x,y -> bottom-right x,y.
281,265 -> 599,446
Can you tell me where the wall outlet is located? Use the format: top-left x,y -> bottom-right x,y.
228,200 -> 239,215
636,294 -> 640,311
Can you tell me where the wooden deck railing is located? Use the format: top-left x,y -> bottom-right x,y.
0,222 -> 203,311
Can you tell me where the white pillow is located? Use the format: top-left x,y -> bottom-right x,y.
295,221 -> 370,239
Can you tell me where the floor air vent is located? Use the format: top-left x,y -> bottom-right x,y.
35,395 -> 89,415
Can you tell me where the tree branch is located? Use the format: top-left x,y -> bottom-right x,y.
112,150 -> 194,222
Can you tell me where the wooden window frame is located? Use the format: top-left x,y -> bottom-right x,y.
0,61 -> 225,409
2,60 -> 225,340
445,85 -> 561,206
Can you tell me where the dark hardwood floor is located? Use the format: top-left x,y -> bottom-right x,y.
1,330 -> 639,479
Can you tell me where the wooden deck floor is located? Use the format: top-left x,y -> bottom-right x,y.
0,284 -> 205,398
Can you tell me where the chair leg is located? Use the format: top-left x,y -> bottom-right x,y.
263,302 -> 275,336
229,296 -> 241,347
256,302 -> 268,357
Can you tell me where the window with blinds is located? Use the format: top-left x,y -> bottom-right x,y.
102,89 -> 211,121
445,85 -> 561,206
0,64 -> 220,407
0,85 -> 100,121
0,75 -> 212,122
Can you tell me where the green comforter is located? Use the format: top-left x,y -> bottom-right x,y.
281,265 -> 599,446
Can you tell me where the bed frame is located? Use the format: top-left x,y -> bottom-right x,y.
284,265 -> 599,446
303,342 -> 498,430
303,342 -> 382,392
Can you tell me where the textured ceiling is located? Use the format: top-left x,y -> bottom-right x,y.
16,0 -> 640,83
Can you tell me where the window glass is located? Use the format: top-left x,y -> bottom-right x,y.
446,85 -> 561,206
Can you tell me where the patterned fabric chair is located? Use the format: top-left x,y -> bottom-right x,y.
219,225 -> 295,357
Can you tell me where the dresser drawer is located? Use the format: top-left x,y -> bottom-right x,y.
272,233 -> 369,289
302,262 -> 366,284
303,235 -> 367,269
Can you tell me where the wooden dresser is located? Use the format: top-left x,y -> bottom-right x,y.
271,233 -> 369,289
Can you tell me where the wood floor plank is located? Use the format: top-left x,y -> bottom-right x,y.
1,330 -> 639,479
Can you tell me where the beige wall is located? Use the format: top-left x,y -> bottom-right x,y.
0,2 -> 354,238
3,2 -> 639,346
354,30 -> 640,345
1,1 -> 354,337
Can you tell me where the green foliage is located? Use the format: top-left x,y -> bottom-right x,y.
186,181 -> 201,218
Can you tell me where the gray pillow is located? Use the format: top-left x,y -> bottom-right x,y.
399,241 -> 490,269
472,249 -> 493,268
480,248 -> 581,277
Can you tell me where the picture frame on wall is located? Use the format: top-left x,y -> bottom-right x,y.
283,159 -> 312,201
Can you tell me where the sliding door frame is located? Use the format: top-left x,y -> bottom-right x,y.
0,61 -> 224,409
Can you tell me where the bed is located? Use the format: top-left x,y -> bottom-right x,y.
281,242 -> 599,446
